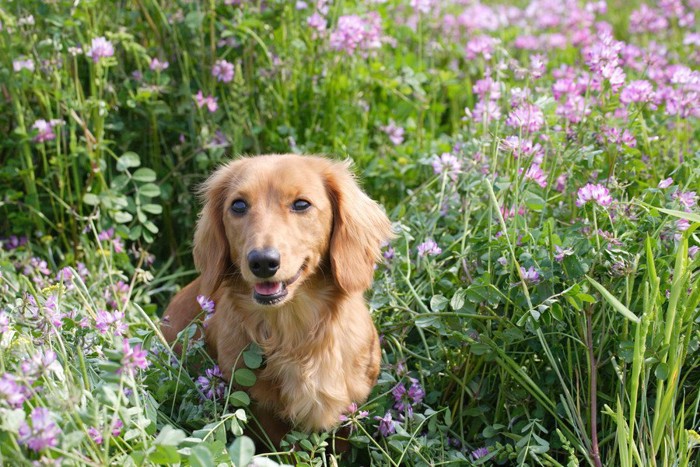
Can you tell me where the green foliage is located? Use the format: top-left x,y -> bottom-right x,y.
1,0 -> 700,466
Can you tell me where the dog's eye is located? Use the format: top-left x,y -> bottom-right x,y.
292,199 -> 311,212
231,199 -> 248,214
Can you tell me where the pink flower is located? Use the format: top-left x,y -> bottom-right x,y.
523,163 -> 548,188
307,12 -> 327,33
431,153 -> 461,180
620,80 -> 655,105
119,340 -> 149,375
0,373 -> 26,408
520,266 -> 540,284
329,13 -> 383,56
658,177 -> 673,188
13,58 -> 35,72
466,35 -> 496,60
18,407 -> 60,452
194,91 -> 218,113
673,191 -> 697,211
149,58 -> 169,72
630,4 -> 669,33
472,99 -> 501,124
31,119 -> 63,143
87,36 -> 114,63
506,103 -> 545,133
380,120 -> 405,145
410,0 -> 435,14
417,239 -> 442,257
677,218 -> 691,231
95,310 -> 127,336
212,59 -> 234,83
576,183 -> 613,207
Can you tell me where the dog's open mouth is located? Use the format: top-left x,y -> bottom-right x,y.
253,268 -> 303,305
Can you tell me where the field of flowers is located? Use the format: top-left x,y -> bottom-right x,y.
1,0 -> 700,465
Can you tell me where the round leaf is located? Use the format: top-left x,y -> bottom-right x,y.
228,436 -> 255,467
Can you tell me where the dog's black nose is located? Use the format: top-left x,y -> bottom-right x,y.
247,248 -> 280,278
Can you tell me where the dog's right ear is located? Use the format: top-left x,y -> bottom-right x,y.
193,160 -> 240,297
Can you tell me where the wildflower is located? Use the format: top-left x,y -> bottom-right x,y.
194,91 -> 218,113
196,365 -> 227,400
18,407 -> 60,452
87,427 -> 103,445
555,173 -> 567,192
630,4 -> 668,33
0,310 -> 9,333
212,59 -> 234,83
576,183 -> 613,207
13,58 -> 35,72
95,310 -> 127,336
32,119 -> 63,143
374,411 -> 396,437
380,120 -> 405,145
410,0 -> 435,14
431,152 -> 462,180
407,378 -> 425,405
307,12 -> 327,34
149,58 -> 169,72
111,419 -> 124,437
530,54 -> 547,79
465,35 -> 496,60
689,246 -> 699,259
520,266 -> 540,284
506,103 -> 545,133
472,446 -> 490,459
620,80 -> 655,105
0,373 -> 26,408
119,340 -> 149,375
417,239 -> 441,257
658,177 -> 673,188
329,13 -> 383,56
295,1 -> 308,9
672,191 -> 697,211
87,36 -> 115,63
197,295 -> 216,326
472,99 -> 501,125
554,245 -> 574,262
383,245 -> 395,261
523,163 -> 548,188
21,349 -> 60,378
677,218 -> 691,231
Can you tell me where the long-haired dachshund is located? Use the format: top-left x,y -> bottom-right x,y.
162,154 -> 393,446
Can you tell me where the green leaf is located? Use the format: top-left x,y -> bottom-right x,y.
154,425 -> 187,446
650,206 -> 700,224
142,203 -> 163,215
655,362 -> 669,380
243,347 -> 263,369
586,276 -> 640,323
83,193 -> 100,206
430,294 -> 448,312
188,445 -> 214,467
228,436 -> 255,467
116,152 -> 141,171
132,167 -> 157,182
148,445 -> 180,464
139,183 -> 161,198
450,289 -> 465,311
144,221 -> 159,234
229,391 -> 250,407
113,211 -> 133,223
234,368 -> 256,387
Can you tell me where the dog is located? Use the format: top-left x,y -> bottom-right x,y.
162,154 -> 393,447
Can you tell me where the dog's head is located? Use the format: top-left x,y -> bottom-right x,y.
193,154 -> 393,306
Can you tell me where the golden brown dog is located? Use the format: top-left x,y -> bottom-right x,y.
162,154 -> 392,446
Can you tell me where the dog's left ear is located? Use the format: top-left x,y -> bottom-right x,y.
325,160 -> 394,294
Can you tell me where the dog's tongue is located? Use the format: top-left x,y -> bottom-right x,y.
255,282 -> 283,296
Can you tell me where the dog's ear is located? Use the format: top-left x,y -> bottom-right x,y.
325,160 -> 394,294
193,160 -> 240,297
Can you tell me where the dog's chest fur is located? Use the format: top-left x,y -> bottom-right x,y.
214,286 -> 352,431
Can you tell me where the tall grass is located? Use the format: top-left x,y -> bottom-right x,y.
1,0 -> 699,465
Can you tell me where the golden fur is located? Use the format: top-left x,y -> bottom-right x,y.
162,154 -> 392,445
